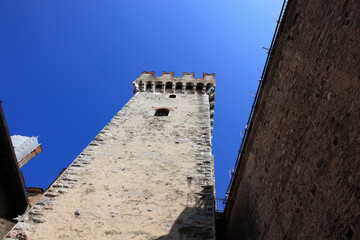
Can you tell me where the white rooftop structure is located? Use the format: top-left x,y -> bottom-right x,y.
11,135 -> 41,167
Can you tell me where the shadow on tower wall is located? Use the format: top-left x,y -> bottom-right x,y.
223,185 -> 260,240
156,186 -> 215,240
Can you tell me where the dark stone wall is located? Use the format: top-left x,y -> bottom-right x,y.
223,0 -> 360,239
1,218 -> 15,240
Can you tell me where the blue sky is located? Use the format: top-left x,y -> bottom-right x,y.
0,0 -> 283,198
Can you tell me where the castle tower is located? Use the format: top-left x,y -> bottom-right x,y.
8,72 -> 216,239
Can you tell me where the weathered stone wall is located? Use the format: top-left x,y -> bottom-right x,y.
223,0 -> 360,239
26,188 -> 44,207
1,218 -> 15,240
7,89 -> 215,239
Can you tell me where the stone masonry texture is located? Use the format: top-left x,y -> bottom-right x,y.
6,73 -> 216,239
223,0 -> 360,239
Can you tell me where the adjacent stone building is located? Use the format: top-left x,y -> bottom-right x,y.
222,0 -> 360,239
6,72 -> 216,239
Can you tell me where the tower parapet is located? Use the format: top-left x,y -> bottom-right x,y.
133,71 -> 215,94
133,71 -> 216,129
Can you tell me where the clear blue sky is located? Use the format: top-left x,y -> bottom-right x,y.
1,0 -> 283,198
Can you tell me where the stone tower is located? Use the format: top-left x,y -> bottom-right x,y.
7,71 -> 216,239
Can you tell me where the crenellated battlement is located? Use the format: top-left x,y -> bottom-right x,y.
133,71 -> 215,95
133,71 -> 216,131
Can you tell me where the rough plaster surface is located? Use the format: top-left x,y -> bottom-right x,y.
223,0 -> 360,239
1,218 -> 14,240
7,91 -> 215,239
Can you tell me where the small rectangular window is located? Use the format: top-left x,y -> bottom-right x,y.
155,109 -> 169,116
